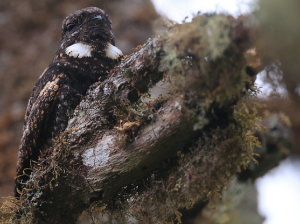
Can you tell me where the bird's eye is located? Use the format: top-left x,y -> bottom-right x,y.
92,15 -> 103,20
66,23 -> 76,32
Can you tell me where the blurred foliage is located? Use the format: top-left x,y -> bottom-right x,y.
195,179 -> 264,224
255,0 -> 300,155
257,0 -> 300,104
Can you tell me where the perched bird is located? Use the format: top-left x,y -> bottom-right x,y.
15,7 -> 122,197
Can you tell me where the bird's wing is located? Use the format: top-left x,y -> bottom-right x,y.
15,65 -> 67,196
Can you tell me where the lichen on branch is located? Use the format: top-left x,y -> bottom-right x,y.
1,13 -> 264,224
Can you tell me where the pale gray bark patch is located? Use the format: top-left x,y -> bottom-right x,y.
82,135 -> 113,169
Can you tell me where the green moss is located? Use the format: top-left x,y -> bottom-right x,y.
100,91 -> 263,224
1,13 -> 263,224
0,130 -> 82,224
96,14 -> 263,223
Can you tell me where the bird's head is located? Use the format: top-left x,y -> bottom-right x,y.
53,7 -> 122,80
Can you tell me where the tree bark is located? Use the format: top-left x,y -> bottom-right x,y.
5,14 -> 284,224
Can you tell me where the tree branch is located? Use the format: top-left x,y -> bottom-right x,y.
2,14 -> 277,224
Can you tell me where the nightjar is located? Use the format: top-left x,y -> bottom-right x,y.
15,7 -> 122,197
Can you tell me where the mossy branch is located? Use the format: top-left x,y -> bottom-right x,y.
1,14 -> 270,224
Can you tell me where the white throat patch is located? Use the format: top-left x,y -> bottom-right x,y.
65,43 -> 92,58
105,43 -> 123,60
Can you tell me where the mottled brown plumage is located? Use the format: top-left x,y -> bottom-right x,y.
15,7 -> 122,197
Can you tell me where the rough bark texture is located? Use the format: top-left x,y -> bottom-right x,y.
41,37 -> 201,222
1,14 -> 291,224
20,36 -> 201,223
